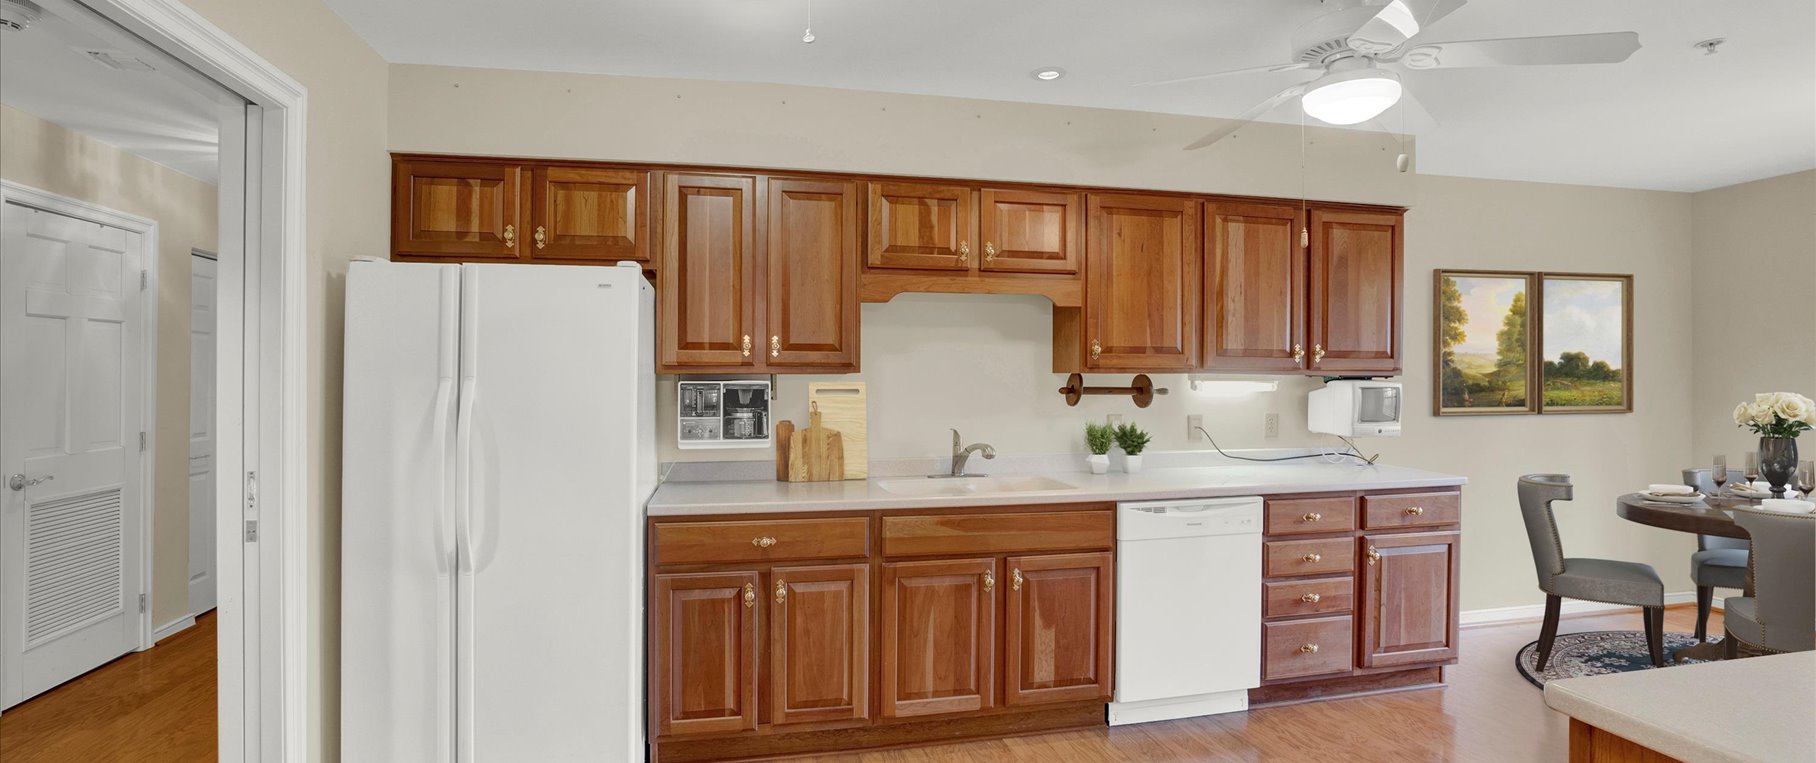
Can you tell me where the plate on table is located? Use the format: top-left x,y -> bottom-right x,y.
1641,491 -> 1704,504
1730,485 -> 1784,499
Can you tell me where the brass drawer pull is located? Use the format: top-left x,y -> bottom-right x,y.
501,224 -> 516,248
983,569 -> 995,592
771,335 -> 780,358
984,241 -> 996,262
534,225 -> 547,249
751,536 -> 777,548
1367,546 -> 1381,566
1312,344 -> 1326,363
1300,592 -> 1322,604
1404,506 -> 1425,516
957,240 -> 970,264
774,581 -> 787,605
742,583 -> 755,608
1089,339 -> 1102,361
1301,553 -> 1322,563
1292,343 -> 1305,365
1299,643 -> 1320,654
741,335 -> 752,357
1011,568 -> 1023,592
1301,512 -> 1323,523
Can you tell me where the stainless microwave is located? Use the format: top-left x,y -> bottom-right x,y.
1308,380 -> 1402,437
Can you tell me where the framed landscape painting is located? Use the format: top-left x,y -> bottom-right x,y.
1434,270 -> 1537,415
1538,274 -> 1633,413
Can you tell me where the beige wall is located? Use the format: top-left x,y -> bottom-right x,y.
1690,170 -> 1816,466
172,0 -> 390,758
0,104 -> 218,629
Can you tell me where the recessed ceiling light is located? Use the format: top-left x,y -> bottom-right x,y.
1032,67 -> 1065,81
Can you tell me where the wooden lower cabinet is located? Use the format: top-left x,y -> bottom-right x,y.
1003,552 -> 1112,706
1359,531 -> 1461,668
880,558 -> 997,717
770,564 -> 870,724
653,572 -> 761,736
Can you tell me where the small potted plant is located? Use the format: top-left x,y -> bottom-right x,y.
1114,423 -> 1152,474
1084,422 -> 1114,474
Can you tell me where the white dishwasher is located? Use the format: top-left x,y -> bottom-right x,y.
1109,496 -> 1262,725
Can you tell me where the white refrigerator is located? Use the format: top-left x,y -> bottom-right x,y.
341,261 -> 655,761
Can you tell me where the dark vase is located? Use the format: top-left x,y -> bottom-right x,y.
1758,436 -> 1799,497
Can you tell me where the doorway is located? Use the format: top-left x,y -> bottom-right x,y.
189,250 -> 217,616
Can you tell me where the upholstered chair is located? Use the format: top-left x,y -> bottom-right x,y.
1682,467 -> 1751,641
1518,474 -> 1667,668
1724,507 -> 1816,656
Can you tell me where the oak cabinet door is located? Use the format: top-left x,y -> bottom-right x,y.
866,181 -> 977,271
1204,202 -> 1306,372
654,572 -> 760,736
880,558 -> 996,718
770,564 -> 870,725
393,159 -> 526,259
980,189 -> 1082,275
1308,209 -> 1401,374
660,173 -> 759,370
528,166 -> 648,262
1003,552 -> 1113,706
1358,531 -> 1460,669
765,177 -> 860,370
1083,193 -> 1200,370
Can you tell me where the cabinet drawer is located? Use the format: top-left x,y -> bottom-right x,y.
655,518 -> 870,565
1264,538 -> 1354,578
1264,497 -> 1356,536
1362,492 -> 1461,529
881,511 -> 1112,557
1264,577 -> 1354,619
1264,616 -> 1354,681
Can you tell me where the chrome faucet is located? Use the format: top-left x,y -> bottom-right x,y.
944,429 -> 996,478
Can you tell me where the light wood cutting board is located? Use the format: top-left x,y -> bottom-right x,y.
807,382 -> 867,479
787,405 -> 845,482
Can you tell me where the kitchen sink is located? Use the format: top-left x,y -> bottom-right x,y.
874,475 -> 1077,498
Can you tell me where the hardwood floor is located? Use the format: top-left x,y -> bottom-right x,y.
0,612 -> 216,763
0,606 -> 1722,762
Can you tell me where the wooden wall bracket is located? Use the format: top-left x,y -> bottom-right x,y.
1057,373 -> 1169,408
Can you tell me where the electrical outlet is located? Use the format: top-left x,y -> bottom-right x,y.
1187,414 -> 1203,441
1106,414 -> 1123,427
1264,412 -> 1280,440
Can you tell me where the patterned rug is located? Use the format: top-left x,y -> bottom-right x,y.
1515,630 -> 1718,687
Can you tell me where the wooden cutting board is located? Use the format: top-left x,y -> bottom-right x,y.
807,382 -> 867,479
774,420 -> 795,482
787,404 -> 845,482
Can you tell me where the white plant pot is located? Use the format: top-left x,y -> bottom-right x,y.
1123,454 -> 1144,474
1086,454 -> 1110,474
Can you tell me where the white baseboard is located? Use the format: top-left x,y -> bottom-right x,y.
152,615 -> 196,644
1460,592 -> 1724,628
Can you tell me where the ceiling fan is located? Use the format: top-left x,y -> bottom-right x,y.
1146,0 -> 1642,150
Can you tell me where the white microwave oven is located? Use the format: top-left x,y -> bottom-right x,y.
1308,380 -> 1402,437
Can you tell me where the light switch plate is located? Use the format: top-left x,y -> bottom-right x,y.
1187,414 -> 1203,441
1264,413 -> 1280,440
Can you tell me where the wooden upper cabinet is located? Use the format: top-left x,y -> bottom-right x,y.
1308,209 -> 1401,374
1082,193 -> 1200,371
980,189 -> 1081,275
880,558 -> 996,718
769,564 -> 870,725
660,173 -> 758,370
527,166 -> 649,262
1358,531 -> 1460,669
1004,553 -> 1113,706
866,181 -> 977,271
393,159 -> 526,260
766,177 -> 860,370
653,571 -> 760,737
1203,202 -> 1307,372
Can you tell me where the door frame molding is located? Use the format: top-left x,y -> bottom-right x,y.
0,179 -> 160,655
60,1 -> 311,760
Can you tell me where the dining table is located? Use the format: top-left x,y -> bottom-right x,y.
1615,492 -> 1762,663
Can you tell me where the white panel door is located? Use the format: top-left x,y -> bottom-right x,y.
0,200 -> 145,709
188,253 -> 217,615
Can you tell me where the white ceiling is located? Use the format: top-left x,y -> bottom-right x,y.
0,1 -> 229,184
322,0 -> 1815,192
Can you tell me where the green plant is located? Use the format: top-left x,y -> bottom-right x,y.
1113,423 -> 1151,456
1084,422 -> 1114,455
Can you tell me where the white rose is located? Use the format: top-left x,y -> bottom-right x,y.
1750,402 -> 1777,425
1735,402 -> 1754,426
1776,395 -> 1812,424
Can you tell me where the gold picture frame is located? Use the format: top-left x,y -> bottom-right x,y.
1434,270 -> 1539,416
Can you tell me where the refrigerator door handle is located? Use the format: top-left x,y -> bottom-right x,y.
455,377 -> 478,575
430,377 -> 455,575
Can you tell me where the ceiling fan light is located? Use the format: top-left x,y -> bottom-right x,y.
1301,70 -> 1403,125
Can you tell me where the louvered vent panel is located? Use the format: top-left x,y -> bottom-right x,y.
26,487 -> 123,647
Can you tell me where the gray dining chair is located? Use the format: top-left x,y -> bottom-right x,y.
1682,467 -> 1750,641
1518,474 -> 1667,668
1724,507 -> 1816,656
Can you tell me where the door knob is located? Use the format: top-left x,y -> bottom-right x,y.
7,474 -> 52,491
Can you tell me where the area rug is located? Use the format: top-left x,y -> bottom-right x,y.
1515,631 -> 1718,688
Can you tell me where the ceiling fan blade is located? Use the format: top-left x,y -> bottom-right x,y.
1398,31 -> 1641,69
1136,62 -> 1310,87
1184,83 -> 1309,151
1348,0 -> 1470,55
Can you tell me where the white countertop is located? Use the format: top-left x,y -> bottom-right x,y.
1544,652 -> 1816,763
646,461 -> 1466,516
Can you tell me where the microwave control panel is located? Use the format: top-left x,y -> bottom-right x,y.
677,380 -> 772,450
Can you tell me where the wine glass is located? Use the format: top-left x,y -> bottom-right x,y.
1744,452 -> 1760,488
1796,461 -> 1814,499
1711,455 -> 1728,494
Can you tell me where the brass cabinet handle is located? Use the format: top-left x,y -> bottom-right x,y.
1312,344 -> 1326,363
957,240 -> 970,264
502,224 -> 516,248
1011,569 -> 1023,592
1301,512 -> 1323,523
1367,546 -> 1381,566
774,581 -> 787,605
742,583 -> 756,608
984,242 -> 996,262
751,536 -> 776,548
533,225 -> 547,249
741,335 -> 752,357
1301,592 -> 1322,604
1299,643 -> 1320,654
983,569 -> 995,592
770,335 -> 780,358
1301,553 -> 1322,563
1404,506 -> 1425,516
1089,339 -> 1102,361
1292,343 -> 1305,365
